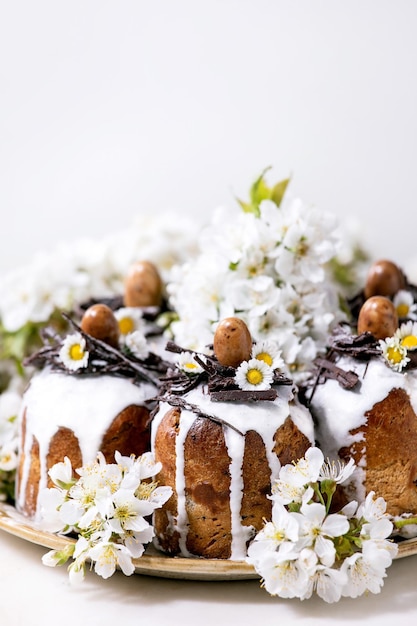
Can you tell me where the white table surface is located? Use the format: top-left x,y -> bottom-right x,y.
1,528 -> 416,626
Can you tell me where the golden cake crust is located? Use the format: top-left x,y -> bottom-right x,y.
153,406 -> 311,559
339,387 -> 417,516
17,403 -> 152,517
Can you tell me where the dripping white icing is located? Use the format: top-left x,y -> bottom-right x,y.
309,356 -> 416,458
173,409 -> 195,557
17,369 -> 155,516
151,385 -> 314,560
222,426 -> 253,560
309,356 -> 417,503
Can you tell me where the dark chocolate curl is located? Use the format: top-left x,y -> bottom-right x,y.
313,357 -> 360,390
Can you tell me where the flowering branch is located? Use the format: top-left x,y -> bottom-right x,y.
39,451 -> 172,583
246,447 -> 398,603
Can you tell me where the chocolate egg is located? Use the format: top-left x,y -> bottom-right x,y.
80,304 -> 120,347
357,296 -> 398,340
124,260 -> 163,307
364,259 -> 406,299
213,317 -> 252,368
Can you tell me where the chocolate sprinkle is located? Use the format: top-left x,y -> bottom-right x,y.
159,394 -> 245,436
328,324 -> 381,359
312,357 -> 360,390
161,340 -> 293,404
210,388 -> 278,402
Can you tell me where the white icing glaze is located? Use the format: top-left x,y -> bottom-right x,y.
222,426 -> 253,560
173,409 -> 195,557
309,356 -> 416,459
17,369 -> 155,515
309,356 -> 417,503
151,385 -> 314,560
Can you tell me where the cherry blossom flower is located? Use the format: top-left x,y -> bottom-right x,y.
124,330 -> 149,360
89,541 -> 136,579
247,502 -> 299,562
272,446 -> 325,503
39,451 -> 172,583
318,457 -> 355,485
304,564 -> 348,603
294,502 -> 349,567
167,176 -> 350,382
251,543 -> 310,599
247,447 -> 397,603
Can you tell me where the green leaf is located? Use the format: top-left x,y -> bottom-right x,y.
250,166 -> 273,206
271,177 -> 291,207
320,479 -> 337,513
236,197 -> 254,214
1,321 -> 40,361
236,167 -> 291,217
54,544 -> 76,566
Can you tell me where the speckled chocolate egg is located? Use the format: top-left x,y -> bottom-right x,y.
124,260 -> 163,307
80,303 -> 120,347
357,296 -> 398,340
213,317 -> 252,368
364,259 -> 406,300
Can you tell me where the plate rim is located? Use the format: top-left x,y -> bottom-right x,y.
0,501 -> 415,581
0,502 -> 257,580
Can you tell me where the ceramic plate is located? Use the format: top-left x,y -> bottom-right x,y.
0,502 -> 416,581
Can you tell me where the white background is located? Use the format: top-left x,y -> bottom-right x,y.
1,1 -> 417,273
2,3 -> 417,623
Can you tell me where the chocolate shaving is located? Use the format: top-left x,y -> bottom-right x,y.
158,367 -> 207,395
165,340 -> 185,355
163,340 -> 292,403
313,357 -> 360,390
273,371 -> 293,386
207,373 -> 279,401
210,388 -> 278,402
24,314 -> 169,388
160,394 -> 244,436
328,324 -> 381,359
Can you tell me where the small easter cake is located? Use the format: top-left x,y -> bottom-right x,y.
151,317 -> 315,560
305,259 -> 417,519
16,302 -> 168,518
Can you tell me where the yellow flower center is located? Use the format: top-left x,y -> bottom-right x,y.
396,303 -> 410,318
69,344 -> 85,361
246,368 -> 263,386
185,362 -> 198,370
387,346 -> 403,364
137,480 -> 157,500
100,545 -> 116,565
273,529 -> 285,542
256,352 -> 273,366
119,317 -> 135,335
115,504 -> 131,521
402,335 -> 417,350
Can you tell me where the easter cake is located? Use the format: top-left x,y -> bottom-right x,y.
16,268 -> 169,518
151,317 -> 315,560
305,259 -> 417,518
